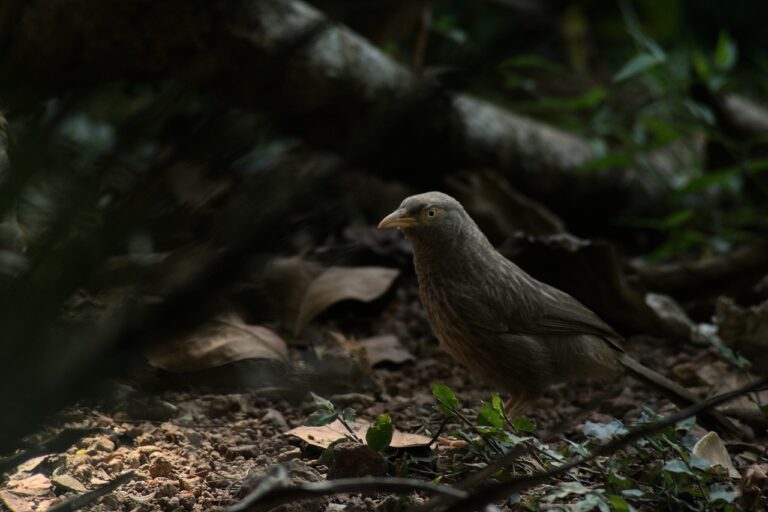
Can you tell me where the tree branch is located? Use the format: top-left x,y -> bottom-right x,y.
2,0 -> 663,222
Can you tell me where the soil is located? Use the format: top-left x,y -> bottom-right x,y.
0,276 -> 756,512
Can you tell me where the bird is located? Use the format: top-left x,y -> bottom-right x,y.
378,191 -> 736,433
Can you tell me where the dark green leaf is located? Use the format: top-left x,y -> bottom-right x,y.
366,413 -> 393,452
512,415 -> 536,432
675,416 -> 696,432
305,409 -> 338,426
432,383 -> 459,411
663,459 -> 694,476
692,51 -> 710,79
614,53 -> 664,82
310,392 -> 335,412
714,31 -> 737,71
477,402 -> 504,428
341,408 -> 356,423
491,393 -> 504,415
606,494 -> 631,512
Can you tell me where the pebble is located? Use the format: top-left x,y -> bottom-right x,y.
261,409 -> 289,430
277,447 -> 301,462
149,456 -> 174,478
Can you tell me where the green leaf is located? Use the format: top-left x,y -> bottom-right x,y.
512,415 -> 536,432
432,383 -> 459,410
606,494 -> 631,512
477,402 -> 504,428
621,489 -> 644,498
305,409 -> 338,426
692,51 -> 710,79
714,31 -> 737,72
573,493 -> 610,512
310,392 -> 335,412
614,53 -> 665,82
491,393 -> 504,415
607,471 -> 632,490
340,407 -> 356,423
543,481 -> 591,501
675,416 -> 696,432
366,413 -> 393,452
663,458 -> 695,476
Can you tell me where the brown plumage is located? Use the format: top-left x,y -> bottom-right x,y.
379,191 -> 736,433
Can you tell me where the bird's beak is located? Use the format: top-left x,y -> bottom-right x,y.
378,208 -> 418,229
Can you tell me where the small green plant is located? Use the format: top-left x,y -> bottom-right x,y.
430,383 -> 741,510
305,393 -> 393,452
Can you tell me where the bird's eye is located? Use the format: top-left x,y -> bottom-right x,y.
427,208 -> 437,217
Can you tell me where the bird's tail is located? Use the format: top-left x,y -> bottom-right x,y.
619,354 -> 743,437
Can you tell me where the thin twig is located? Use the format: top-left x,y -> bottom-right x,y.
225,476 -> 468,512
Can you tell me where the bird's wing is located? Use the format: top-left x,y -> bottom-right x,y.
531,284 -> 625,352
450,280 -> 624,351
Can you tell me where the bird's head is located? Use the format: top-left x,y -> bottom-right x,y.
378,191 -> 470,243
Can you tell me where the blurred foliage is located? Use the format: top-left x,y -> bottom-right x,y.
374,0 -> 768,259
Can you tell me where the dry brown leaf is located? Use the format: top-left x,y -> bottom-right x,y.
0,491 -> 33,512
263,256 -> 324,331
7,474 -> 51,497
361,335 -> 414,366
739,464 -> 768,511
15,455 -> 49,474
285,419 -> 431,449
715,297 -> 768,367
146,313 -> 289,372
294,266 -> 399,335
692,431 -> 740,479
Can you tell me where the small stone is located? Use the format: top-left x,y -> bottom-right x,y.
149,456 -> 174,478
261,409 -> 289,430
326,441 -> 387,479
69,453 -> 91,467
52,474 -> 87,493
99,493 -> 120,509
138,445 -> 162,455
179,492 -> 196,510
72,464 -> 92,481
185,431 -> 203,448
277,447 -> 301,462
225,445 -> 259,460
89,436 -> 116,453
123,451 -> 142,468
104,458 -> 123,474
156,482 -> 179,498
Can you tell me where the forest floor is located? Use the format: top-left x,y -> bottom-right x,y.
0,276 -> 762,512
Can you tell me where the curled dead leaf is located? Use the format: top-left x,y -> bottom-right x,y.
263,256 -> 324,331
294,266 -> 399,335
285,419 -> 431,449
146,313 -> 289,372
361,335 -> 414,366
692,431 -> 740,479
